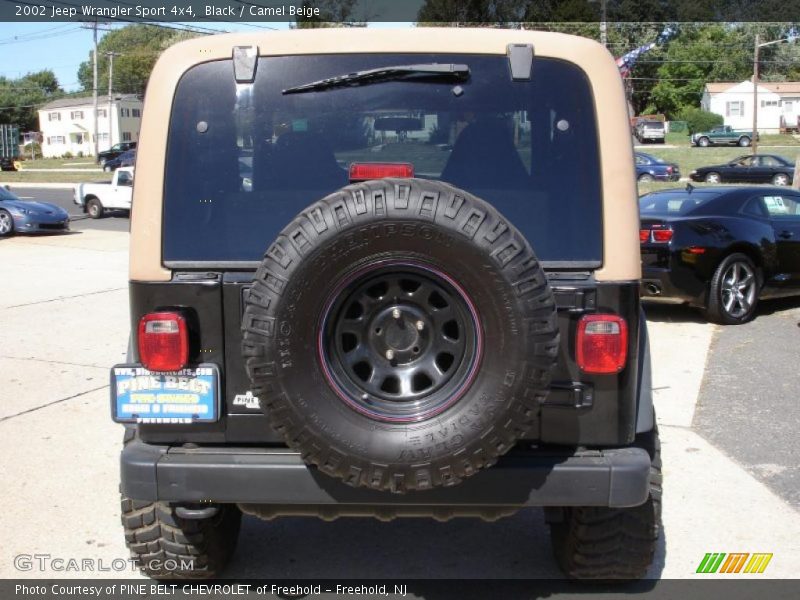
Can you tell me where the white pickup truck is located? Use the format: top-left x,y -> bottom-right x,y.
73,167 -> 133,218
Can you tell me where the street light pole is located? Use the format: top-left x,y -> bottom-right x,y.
752,34 -> 760,155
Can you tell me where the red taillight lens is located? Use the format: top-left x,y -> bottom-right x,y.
138,312 -> 189,372
576,314 -> 628,374
651,228 -> 673,243
639,229 -> 650,243
349,162 -> 414,182
666,166 -> 673,174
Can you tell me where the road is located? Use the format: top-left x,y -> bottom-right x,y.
7,186 -> 129,233
0,231 -> 798,585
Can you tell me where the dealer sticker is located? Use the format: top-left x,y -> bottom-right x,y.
110,364 -> 219,423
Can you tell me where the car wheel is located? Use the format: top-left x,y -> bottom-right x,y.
549,427 -> 662,580
704,171 -> 721,184
704,253 -> 759,325
638,173 -> 654,183
242,178 -> 559,493
772,173 -> 790,186
738,136 -> 751,147
697,137 -> 710,147
86,197 -> 104,219
0,209 -> 14,236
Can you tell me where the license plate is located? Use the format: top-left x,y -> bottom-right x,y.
110,364 -> 219,424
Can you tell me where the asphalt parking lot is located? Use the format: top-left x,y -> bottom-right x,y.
0,228 -> 798,582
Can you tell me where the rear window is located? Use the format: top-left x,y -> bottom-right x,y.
639,190 -> 721,216
642,122 -> 663,130
163,54 -> 602,265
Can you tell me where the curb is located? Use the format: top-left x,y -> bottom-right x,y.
1,182 -> 77,189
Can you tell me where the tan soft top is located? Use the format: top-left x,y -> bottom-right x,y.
131,28 -> 639,282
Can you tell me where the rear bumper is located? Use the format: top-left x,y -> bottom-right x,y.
121,440 -> 652,509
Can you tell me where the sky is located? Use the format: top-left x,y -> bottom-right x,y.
0,21 -> 411,92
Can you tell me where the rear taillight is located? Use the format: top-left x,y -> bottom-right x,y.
576,314 -> 628,374
138,312 -> 189,372
652,228 -> 673,242
666,166 -> 674,174
349,162 -> 414,182
640,225 -> 673,244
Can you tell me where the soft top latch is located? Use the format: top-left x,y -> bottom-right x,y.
233,46 -> 258,83
507,43 -> 534,81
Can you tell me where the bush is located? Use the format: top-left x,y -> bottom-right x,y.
63,151 -> 73,159
676,107 -> 723,135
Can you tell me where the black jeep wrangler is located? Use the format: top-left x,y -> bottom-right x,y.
114,28 -> 660,580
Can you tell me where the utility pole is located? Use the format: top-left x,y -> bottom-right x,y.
752,33 -> 760,155
92,21 -> 98,158
107,52 -> 116,146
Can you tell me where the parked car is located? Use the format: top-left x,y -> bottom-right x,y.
0,186 -> 69,236
103,148 -> 136,172
73,166 -> 133,218
689,154 -> 795,186
635,152 -> 680,182
97,141 -> 136,166
635,120 -> 665,144
690,125 -> 756,147
640,185 -> 800,324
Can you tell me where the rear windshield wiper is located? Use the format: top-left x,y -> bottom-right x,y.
282,63 -> 470,94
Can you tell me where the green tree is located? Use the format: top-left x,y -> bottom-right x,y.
293,0 -> 365,28
77,25 -> 198,95
0,70 -> 63,130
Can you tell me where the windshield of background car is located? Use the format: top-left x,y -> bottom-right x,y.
639,190 -> 722,216
0,187 -> 20,201
163,54 -> 602,265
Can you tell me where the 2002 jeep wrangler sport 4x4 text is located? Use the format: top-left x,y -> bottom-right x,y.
113,28 -> 660,580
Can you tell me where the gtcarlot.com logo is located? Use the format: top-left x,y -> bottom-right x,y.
14,553 -> 195,573
696,552 -> 773,574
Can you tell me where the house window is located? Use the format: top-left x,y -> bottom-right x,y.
97,108 -> 107,118
70,110 -> 84,119
783,101 -> 794,113
122,132 -> 132,141
120,108 -> 130,117
47,136 -> 65,145
760,100 -> 778,108
132,108 -> 141,117
93,132 -> 109,142
726,101 -> 744,117
48,112 -> 61,121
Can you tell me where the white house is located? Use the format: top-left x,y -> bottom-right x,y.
701,80 -> 800,134
37,94 -> 143,158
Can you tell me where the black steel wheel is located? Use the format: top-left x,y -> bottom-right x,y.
321,261 -> 481,423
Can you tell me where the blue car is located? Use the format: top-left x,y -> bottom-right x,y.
103,149 -> 136,172
0,186 -> 70,236
635,152 -> 680,182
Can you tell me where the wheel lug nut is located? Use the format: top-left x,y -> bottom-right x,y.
385,349 -> 395,360
416,320 -> 424,331
392,308 -> 401,319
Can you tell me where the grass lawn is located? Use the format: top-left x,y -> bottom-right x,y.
17,158 -> 99,169
1,171 -> 110,184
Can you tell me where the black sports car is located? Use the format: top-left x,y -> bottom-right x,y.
689,154 -> 795,186
639,185 -> 800,324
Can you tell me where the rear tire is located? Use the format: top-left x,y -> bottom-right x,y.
86,197 -> 103,219
121,496 -> 241,579
704,171 -> 721,184
704,253 -> 759,325
738,136 -> 751,147
772,173 -> 790,186
549,429 -> 662,580
638,173 -> 654,183
697,137 -> 710,147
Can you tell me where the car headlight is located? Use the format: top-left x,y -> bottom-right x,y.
8,207 -> 30,216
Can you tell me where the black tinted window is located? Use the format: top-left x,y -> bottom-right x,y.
639,191 -> 721,215
164,54 -> 602,264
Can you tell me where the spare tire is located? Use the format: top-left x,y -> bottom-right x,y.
242,179 -> 558,493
